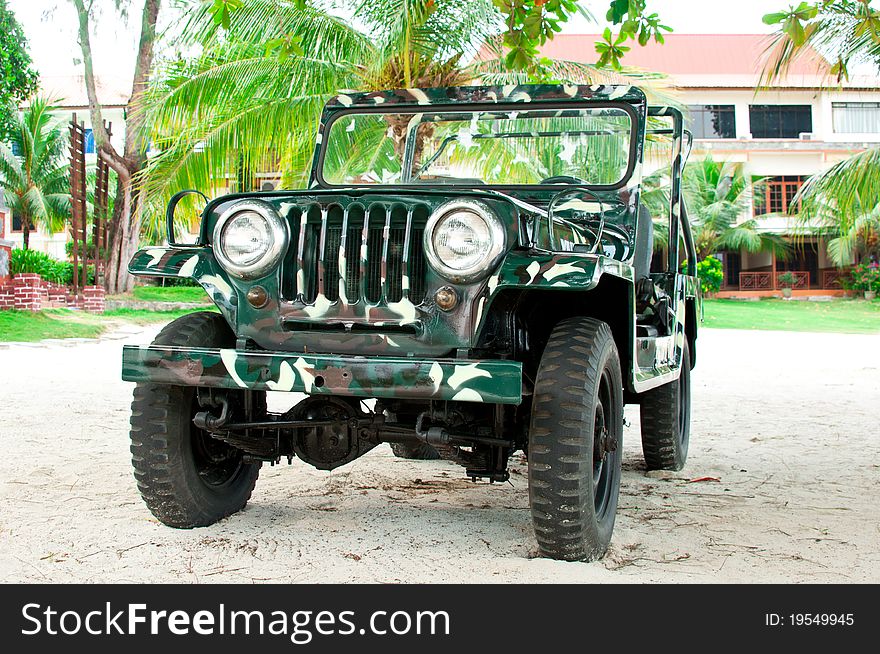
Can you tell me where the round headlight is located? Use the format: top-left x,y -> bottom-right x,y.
424,200 -> 505,282
213,201 -> 288,279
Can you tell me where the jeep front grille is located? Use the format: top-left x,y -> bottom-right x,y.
281,201 -> 429,307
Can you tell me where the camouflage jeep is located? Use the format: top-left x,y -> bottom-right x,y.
122,84 -> 699,561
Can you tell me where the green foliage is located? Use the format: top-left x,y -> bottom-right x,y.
681,255 -> 723,294
148,275 -> 201,287
0,98 -> 71,249
777,270 -> 798,288
9,248 -> 95,285
0,0 -> 39,141
696,256 -> 723,294
9,248 -> 69,283
850,261 -> 880,292
206,1 -> 669,75
138,0 -> 677,220
598,0 -> 670,69
762,2 -> 818,46
209,0 -> 244,29
65,237 -> 107,261
761,2 -> 880,267
683,154 -> 789,260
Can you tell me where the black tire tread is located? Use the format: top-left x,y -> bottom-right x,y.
129,311 -> 260,528
639,341 -> 690,471
528,317 -> 622,562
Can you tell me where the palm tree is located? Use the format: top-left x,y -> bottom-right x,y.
0,98 -> 70,249
761,2 -> 880,264
683,154 -> 788,260
801,186 -> 880,266
136,0 -> 676,232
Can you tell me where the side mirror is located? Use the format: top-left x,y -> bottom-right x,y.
166,189 -> 209,246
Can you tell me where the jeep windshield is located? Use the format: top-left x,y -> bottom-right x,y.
319,105 -> 636,188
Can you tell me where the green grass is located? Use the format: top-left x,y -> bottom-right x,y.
0,310 -> 105,342
130,285 -> 209,303
703,298 -> 880,334
0,307 -> 212,342
102,307 -> 216,324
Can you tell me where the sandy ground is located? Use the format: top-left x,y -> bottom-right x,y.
0,325 -> 878,583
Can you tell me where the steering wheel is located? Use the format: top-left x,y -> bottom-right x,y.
540,175 -> 586,185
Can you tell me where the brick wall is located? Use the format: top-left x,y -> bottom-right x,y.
83,285 -> 106,313
12,273 -> 43,311
0,284 -> 13,309
0,273 -> 105,313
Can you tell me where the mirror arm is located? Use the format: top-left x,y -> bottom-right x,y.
166,189 -> 209,247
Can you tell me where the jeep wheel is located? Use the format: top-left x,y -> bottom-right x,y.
640,340 -> 691,471
129,311 -> 262,528
528,317 -> 624,562
389,442 -> 441,460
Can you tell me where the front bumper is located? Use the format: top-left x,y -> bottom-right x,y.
121,345 -> 523,405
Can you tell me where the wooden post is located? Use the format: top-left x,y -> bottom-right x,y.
93,121 -> 111,284
771,249 -> 777,290
69,115 -> 88,295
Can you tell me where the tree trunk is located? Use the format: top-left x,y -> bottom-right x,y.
72,0 -> 161,294
22,221 -> 30,249
106,171 -> 145,292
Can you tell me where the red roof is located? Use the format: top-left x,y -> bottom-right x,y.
534,34 -> 847,88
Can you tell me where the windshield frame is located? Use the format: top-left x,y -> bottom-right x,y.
314,100 -> 641,192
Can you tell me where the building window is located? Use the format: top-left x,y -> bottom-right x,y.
833,102 -> 880,133
749,105 -> 812,138
84,128 -> 96,154
12,211 -> 23,232
11,141 -> 21,156
687,105 -> 736,139
754,175 -> 806,215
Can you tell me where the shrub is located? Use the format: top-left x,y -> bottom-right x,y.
65,237 -> 105,261
683,256 -> 723,295
147,275 -> 200,287
777,271 -> 798,289
9,248 -> 96,285
10,248 -> 68,283
850,262 -> 880,293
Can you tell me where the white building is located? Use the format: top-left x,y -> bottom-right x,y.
543,34 -> 880,294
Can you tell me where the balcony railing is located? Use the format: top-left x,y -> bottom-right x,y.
738,270 -> 811,291
821,268 -> 851,290
738,271 -> 774,291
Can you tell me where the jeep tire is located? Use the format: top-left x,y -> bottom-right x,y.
640,340 -> 691,471
528,317 -> 624,561
129,311 -> 262,528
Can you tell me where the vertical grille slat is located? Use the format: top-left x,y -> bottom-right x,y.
358,207 -> 370,302
284,200 -> 428,309
380,206 -> 392,302
294,208 -> 308,301
401,206 -> 414,299
337,205 -> 350,304
317,207 -> 329,298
